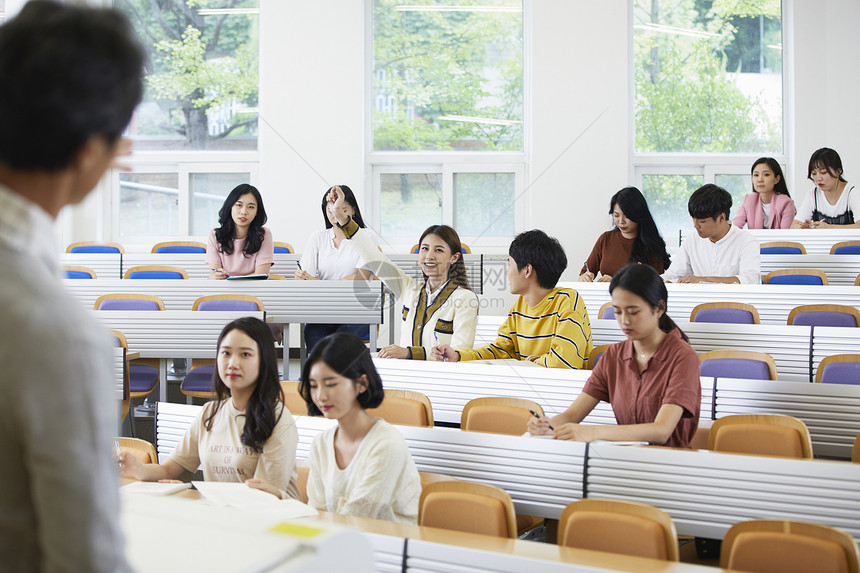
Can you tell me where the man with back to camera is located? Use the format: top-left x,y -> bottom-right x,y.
432,229 -> 593,368
0,2 -> 143,570
661,184 -> 761,284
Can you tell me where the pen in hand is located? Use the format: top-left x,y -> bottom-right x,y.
434,332 -> 447,361
529,409 -> 553,431
114,439 -> 123,470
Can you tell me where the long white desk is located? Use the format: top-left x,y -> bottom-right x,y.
155,403 -> 860,544
93,310 -> 264,402
560,281 -> 860,326
371,357 -> 860,459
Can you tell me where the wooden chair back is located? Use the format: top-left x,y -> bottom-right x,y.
598,301 -> 615,320
63,265 -> 97,279
95,293 -> 165,311
460,397 -> 542,436
721,519 -> 860,573
151,241 -> 206,253
273,241 -> 294,253
419,481 -> 517,539
788,304 -> 860,327
698,349 -> 778,380
558,499 -> 680,561
830,240 -> 860,255
586,344 -> 611,370
816,354 -> 860,385
366,389 -> 434,427
116,437 -> 158,465
690,301 -> 761,324
708,414 -> 813,459
66,241 -> 124,253
760,241 -> 807,255
296,464 -> 309,503
280,381 -> 308,416
123,265 -> 188,280
763,268 -> 828,285
192,294 -> 264,311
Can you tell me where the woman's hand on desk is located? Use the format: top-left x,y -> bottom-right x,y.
578,272 -> 595,282
527,416 -> 553,436
553,422 -> 598,442
209,267 -> 228,280
118,452 -> 143,479
245,478 -> 281,499
378,344 -> 409,359
294,269 -> 318,280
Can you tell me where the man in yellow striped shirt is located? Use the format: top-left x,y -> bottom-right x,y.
432,230 -> 592,368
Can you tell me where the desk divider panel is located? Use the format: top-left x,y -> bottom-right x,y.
561,282 -> 860,326
747,228 -> 860,254
155,402 -> 203,461
113,346 -> 127,401
761,254 -> 860,285
121,253 -> 209,279
364,533 -> 405,573
714,377 -> 860,458
586,442 -> 860,542
58,252 -> 122,279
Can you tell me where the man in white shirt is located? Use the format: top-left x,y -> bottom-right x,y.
662,184 -> 761,284
0,3 -> 143,571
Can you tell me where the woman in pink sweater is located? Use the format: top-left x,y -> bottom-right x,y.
732,158 -> 795,229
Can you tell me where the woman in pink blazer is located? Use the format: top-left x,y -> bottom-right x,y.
732,157 -> 796,229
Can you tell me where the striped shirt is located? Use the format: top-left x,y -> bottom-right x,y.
458,287 -> 593,369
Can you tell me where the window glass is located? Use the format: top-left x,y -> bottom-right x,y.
380,173 -> 443,239
454,172 -> 515,237
119,172 -> 179,237
115,1 -> 259,151
190,172 -> 251,236
372,0 -> 523,152
641,174 -> 704,244
634,0 -> 782,154
715,173 -> 752,217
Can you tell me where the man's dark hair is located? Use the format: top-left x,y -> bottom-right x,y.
0,1 -> 144,170
509,229 -> 568,289
688,184 -> 732,220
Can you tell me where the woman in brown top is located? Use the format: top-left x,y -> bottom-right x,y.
579,187 -> 671,282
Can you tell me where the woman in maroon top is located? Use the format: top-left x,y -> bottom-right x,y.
579,187 -> 671,282
530,264 -> 700,448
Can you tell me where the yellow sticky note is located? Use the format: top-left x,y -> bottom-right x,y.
268,522 -> 324,539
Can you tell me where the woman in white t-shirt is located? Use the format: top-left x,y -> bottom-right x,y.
793,147 -> 859,228
296,185 -> 375,352
120,317 -> 300,500
300,332 -> 421,524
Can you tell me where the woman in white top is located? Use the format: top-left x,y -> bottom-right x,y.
793,147 -> 859,228
328,185 -> 479,361
301,332 -> 421,523
296,185 -> 374,352
120,317 -> 300,500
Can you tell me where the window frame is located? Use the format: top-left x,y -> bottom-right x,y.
365,1 -> 531,251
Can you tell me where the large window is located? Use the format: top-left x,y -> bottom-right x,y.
369,0 -> 526,246
111,1 -> 259,244
633,0 -> 784,241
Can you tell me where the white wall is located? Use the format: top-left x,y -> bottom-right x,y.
64,0 -> 860,277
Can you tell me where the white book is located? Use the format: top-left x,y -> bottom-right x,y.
121,481 -> 192,496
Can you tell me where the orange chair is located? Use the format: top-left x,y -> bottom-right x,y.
721,519 -> 860,573
558,499 -> 679,561
296,464 -> 309,503
366,389 -> 434,427
116,437 -> 158,465
419,481 -> 517,538
708,414 -> 813,459
460,397 -> 542,436
853,433 -> 860,464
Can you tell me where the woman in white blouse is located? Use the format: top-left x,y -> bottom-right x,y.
300,332 -> 421,523
296,185 -> 375,352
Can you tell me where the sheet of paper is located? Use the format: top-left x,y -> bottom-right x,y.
191,481 -> 319,519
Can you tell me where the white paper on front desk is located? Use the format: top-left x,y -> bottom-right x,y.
192,481 -> 318,518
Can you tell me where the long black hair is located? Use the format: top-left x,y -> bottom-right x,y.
751,157 -> 790,197
214,184 -> 268,256
322,185 -> 366,229
299,332 -> 384,416
609,264 -> 687,341
204,317 -> 284,452
610,187 -> 671,270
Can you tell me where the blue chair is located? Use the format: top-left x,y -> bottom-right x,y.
788,304 -> 860,328
816,355 -> 860,385
598,302 -> 615,320
63,265 -> 96,279
690,302 -> 760,324
97,295 -> 165,405
586,344 -> 610,370
760,241 -> 806,255
180,295 -> 265,401
830,241 -> 860,255
763,269 -> 828,286
66,241 -> 124,254
273,241 -> 294,254
151,241 -> 206,254
123,265 -> 188,280
699,350 -> 777,380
